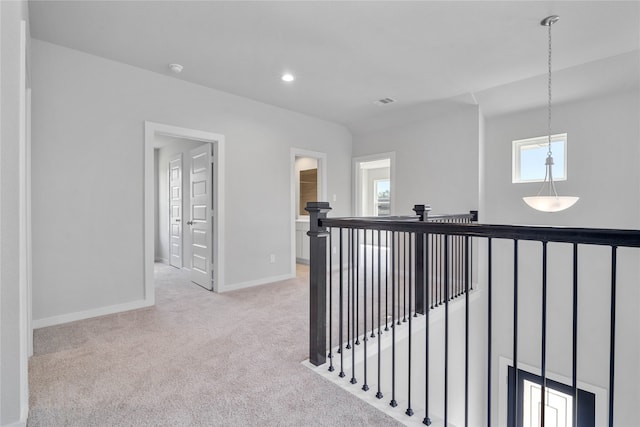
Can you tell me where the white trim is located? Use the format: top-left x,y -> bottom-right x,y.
26,88 -> 32,359
220,273 -> 295,293
18,19 -> 30,424
352,152 -> 396,216
498,356 -> 607,427
290,148 -> 327,277
33,299 -> 153,329
144,122 -> 226,296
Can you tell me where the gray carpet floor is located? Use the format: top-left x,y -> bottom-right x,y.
28,264 -> 402,426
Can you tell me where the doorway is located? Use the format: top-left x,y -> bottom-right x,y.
290,149 -> 327,276
144,122 -> 225,299
353,153 -> 395,217
154,136 -> 215,290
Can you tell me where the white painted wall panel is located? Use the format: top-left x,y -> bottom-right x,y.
484,89 -> 640,426
352,106 -> 480,216
30,39 -> 352,322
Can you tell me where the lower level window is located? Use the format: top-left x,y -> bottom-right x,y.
508,367 -> 595,427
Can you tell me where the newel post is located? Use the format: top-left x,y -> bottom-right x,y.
305,201 -> 332,366
413,204 -> 431,315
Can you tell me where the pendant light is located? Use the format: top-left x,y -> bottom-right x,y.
523,15 -> 579,213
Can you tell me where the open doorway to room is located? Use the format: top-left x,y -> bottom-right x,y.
353,153 -> 395,217
153,135 -> 210,281
291,149 -> 327,277
144,122 -> 225,301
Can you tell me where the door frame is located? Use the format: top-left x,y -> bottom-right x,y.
290,148 -> 327,275
352,152 -> 396,216
144,121 -> 225,298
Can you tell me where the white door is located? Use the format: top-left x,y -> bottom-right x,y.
169,154 -> 183,268
189,144 -> 213,290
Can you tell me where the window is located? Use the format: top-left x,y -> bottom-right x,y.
373,179 -> 390,216
508,367 -> 595,427
513,134 -> 567,183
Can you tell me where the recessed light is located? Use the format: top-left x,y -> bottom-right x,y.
169,63 -> 183,74
281,73 -> 295,82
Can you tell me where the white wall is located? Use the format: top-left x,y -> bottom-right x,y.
483,89 -> 640,426
30,39 -> 352,324
155,138 -> 208,266
1,1 -> 30,425
353,105 -> 480,216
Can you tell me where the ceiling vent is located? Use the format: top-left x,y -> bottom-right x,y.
374,97 -> 396,106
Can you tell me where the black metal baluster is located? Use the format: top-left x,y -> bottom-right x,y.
351,229 -> 357,384
572,243 -> 578,427
513,239 -> 519,427
390,231 -> 398,408
457,233 -> 461,297
346,229 -> 351,350
444,234 -> 449,426
403,232 -> 408,323
609,246 -> 617,427
406,232 -> 414,416
328,228 -> 334,372
541,241 -> 548,427
436,234 -> 441,306
339,228 -> 345,378
356,230 -> 360,346
377,229 -> 384,400
470,231 -> 474,291
362,230 -> 369,391
430,235 -> 434,309
397,233 -> 402,326
487,238 -> 492,427
371,228 -> 375,338
385,230 -> 389,332
423,232 -> 431,426
464,235 -> 470,427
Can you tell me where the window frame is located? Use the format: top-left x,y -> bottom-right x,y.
512,133 -> 568,184
507,367 -> 595,427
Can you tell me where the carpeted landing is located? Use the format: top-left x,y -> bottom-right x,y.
28,263 -> 402,426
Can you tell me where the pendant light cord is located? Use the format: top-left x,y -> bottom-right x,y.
545,18 -> 559,198
547,22 -> 553,156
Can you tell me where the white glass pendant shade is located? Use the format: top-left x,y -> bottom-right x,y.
523,196 -> 579,212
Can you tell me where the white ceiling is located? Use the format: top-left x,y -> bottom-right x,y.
29,1 -> 640,132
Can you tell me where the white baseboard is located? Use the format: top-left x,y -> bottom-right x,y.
221,273 -> 295,293
33,299 -> 153,329
154,257 -> 169,264
3,419 -> 27,427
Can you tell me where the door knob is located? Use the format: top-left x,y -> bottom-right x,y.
187,221 -> 194,225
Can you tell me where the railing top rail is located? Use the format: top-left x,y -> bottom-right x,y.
320,218 -> 640,248
427,213 -> 476,221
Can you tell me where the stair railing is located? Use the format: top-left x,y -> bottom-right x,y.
306,201 -> 640,427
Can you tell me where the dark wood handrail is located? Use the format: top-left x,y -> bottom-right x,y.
320,218 -> 640,248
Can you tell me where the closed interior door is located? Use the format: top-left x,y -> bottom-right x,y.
169,154 -> 182,268
189,144 -> 212,290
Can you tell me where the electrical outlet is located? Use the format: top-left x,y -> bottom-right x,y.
332,194 -> 337,202
333,246 -> 337,254
270,254 -> 276,263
